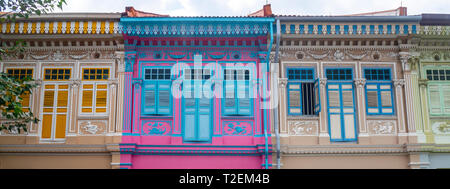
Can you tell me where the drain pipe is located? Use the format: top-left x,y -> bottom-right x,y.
274,18 -> 281,169
262,20 -> 274,169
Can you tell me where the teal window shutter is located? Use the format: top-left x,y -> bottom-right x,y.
143,81 -> 157,114
157,81 -> 171,115
224,80 -> 236,115
197,98 -> 211,141
237,80 -> 251,115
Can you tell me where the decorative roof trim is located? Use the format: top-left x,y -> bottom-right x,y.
276,16 -> 421,23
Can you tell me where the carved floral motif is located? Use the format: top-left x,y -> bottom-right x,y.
368,120 -> 396,135
223,121 -> 253,136
288,121 -> 318,136
142,121 -> 171,135
432,121 -> 450,135
79,121 -> 106,135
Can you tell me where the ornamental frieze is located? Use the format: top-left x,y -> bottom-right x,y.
279,50 -> 399,62
367,120 -> 397,135
288,121 -> 318,136
7,50 -> 117,61
78,121 -> 107,135
431,121 -> 450,135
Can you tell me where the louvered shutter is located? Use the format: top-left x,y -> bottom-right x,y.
380,84 -> 393,114
224,80 -> 236,115
157,81 -> 171,115
366,84 -> 379,114
443,85 -> 450,114
237,80 -> 251,115
341,84 -> 356,140
95,84 -> 108,113
143,81 -> 157,114
183,83 -> 196,141
327,84 -> 342,140
429,85 -> 442,114
198,98 -> 211,141
288,83 -> 302,114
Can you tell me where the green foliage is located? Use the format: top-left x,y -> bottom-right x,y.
0,0 -> 67,22
0,0 -> 65,133
0,72 -> 39,133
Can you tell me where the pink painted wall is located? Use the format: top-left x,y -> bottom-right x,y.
120,34 -> 272,169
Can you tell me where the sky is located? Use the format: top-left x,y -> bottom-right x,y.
55,0 -> 450,16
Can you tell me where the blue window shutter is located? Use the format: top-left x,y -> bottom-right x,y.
404,25 -> 409,34
198,98 -> 211,141
395,25 -> 400,34
326,25 -> 331,34
352,25 -> 357,34
378,25 -> 383,34
412,25 -> 417,34
157,81 -> 171,115
224,80 -> 236,115
184,113 -> 196,141
299,25 -> 304,34
361,25 -> 367,34
183,83 -> 196,141
237,81 -> 251,115
314,79 -> 321,115
143,81 -> 157,114
387,25 -> 392,34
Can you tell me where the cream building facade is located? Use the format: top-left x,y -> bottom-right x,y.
408,15 -> 450,169
272,16 -> 425,169
0,13 -> 125,169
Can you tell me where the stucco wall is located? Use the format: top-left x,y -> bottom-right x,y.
281,155 -> 410,169
0,154 -> 112,169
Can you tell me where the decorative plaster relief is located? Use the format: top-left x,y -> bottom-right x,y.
367,120 -> 396,135
79,121 -> 107,135
288,121 -> 318,136
431,121 -> 450,135
141,121 -> 171,135
223,121 -> 253,136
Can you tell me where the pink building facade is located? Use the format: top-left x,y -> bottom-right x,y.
119,8 -> 275,169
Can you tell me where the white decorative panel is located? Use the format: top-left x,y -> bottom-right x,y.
367,120 -> 397,135
288,121 -> 319,136
78,120 -> 107,135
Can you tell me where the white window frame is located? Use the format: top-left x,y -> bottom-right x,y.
78,66 -> 111,116
39,66 -> 73,142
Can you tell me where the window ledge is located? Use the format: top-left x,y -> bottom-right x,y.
287,115 -> 319,120
78,115 -> 110,120
366,115 -> 397,120
429,116 -> 450,119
